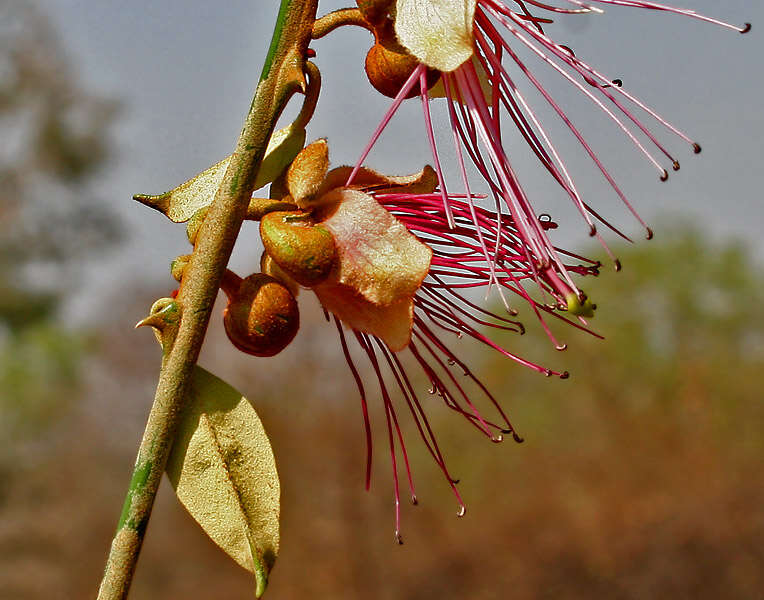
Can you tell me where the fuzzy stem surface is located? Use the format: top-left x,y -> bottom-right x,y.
96,1 -> 319,598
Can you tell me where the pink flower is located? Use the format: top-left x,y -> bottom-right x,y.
352,0 -> 750,310
331,0 -> 750,538
330,188 -> 598,542
259,140 -> 601,540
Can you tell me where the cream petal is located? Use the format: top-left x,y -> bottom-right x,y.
395,0 -> 476,72
316,188 -> 432,306
314,282 -> 414,351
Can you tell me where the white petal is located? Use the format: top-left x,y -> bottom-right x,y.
395,0 -> 476,72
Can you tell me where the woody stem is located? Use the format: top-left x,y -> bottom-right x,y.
95,1 -> 319,598
312,8 -> 370,39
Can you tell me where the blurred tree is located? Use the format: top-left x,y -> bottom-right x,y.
0,5 -> 121,593
0,0 -> 119,443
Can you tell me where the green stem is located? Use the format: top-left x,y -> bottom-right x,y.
96,1 -> 319,598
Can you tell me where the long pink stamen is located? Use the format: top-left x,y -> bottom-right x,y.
475,8 -> 652,246
372,338 -> 418,505
562,0 -> 750,33
487,6 -> 671,181
334,317 -> 373,490
355,332 -> 405,543
419,70 -> 455,228
443,74 -> 507,304
347,64 -> 426,187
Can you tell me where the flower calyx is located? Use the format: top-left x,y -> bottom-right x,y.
356,0 -> 394,27
260,211 -> 336,287
311,187 -> 431,351
261,140 -> 435,351
220,270 -> 300,357
284,138 -> 330,206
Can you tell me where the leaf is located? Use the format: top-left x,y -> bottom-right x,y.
166,367 -> 280,598
134,124 -> 306,222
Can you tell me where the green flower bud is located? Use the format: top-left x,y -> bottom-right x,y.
259,211 -> 336,287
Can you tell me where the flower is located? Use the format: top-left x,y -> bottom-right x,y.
261,140 -> 600,541
297,2 -> 750,539
328,190 -> 602,543
352,0 -> 750,314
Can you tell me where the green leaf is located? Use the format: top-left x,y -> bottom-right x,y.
166,367 -> 280,598
135,123 -> 306,222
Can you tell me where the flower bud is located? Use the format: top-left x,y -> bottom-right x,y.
364,23 -> 441,99
259,211 -> 336,287
222,273 -> 300,357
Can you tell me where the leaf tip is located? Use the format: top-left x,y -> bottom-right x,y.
133,192 -> 171,215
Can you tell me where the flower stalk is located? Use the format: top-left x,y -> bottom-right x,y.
312,7 -> 369,39
96,1 -> 319,597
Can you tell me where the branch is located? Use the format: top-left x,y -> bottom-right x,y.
96,1 -> 319,597
312,8 -> 370,39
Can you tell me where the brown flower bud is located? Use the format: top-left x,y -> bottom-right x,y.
221,272 -> 299,357
364,23 -> 441,99
356,0 -> 394,26
259,211 -> 336,287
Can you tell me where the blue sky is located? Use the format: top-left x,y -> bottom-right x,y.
43,0 -> 764,311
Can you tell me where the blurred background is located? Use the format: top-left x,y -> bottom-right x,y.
1,0 -> 763,598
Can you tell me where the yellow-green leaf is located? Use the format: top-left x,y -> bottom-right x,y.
134,124 -> 306,222
166,367 -> 280,598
